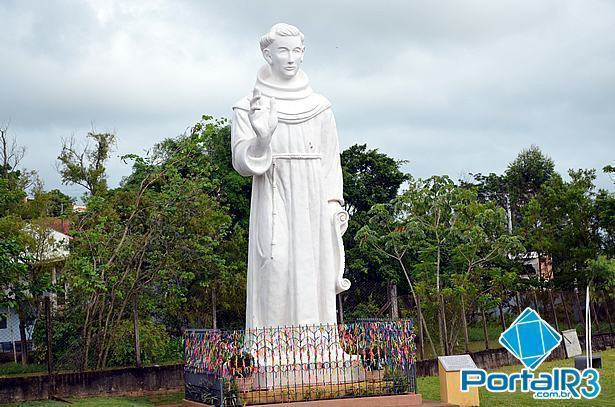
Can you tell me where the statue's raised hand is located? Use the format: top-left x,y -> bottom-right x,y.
248,89 -> 278,148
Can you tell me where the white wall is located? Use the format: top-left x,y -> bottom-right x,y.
0,306 -> 33,352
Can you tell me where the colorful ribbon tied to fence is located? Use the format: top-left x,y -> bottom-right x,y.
184,319 -> 416,379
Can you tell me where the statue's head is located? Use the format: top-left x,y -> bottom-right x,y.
259,23 -> 305,81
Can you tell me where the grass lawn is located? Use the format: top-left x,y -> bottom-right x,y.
418,347 -> 614,406
0,392 -> 184,407
0,363 -> 47,377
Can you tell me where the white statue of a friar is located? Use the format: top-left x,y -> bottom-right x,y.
231,23 -> 350,330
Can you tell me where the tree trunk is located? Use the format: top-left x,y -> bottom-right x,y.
481,306 -> 490,350
133,297 -> 142,368
436,244 -> 448,355
574,288 -> 584,326
461,296 -> 470,354
11,326 -> 17,363
51,266 -> 57,310
395,256 -> 435,357
448,318 -> 461,354
549,289 -> 559,332
388,282 -> 399,319
100,292 -> 131,369
440,296 -> 449,355
45,296 -> 52,375
414,292 -> 436,358
337,294 -> 344,324
82,301 -> 94,371
498,302 -> 506,331
18,308 -> 28,365
561,291 -> 572,329
421,309 -> 437,358
417,311 -> 424,360
532,289 -> 540,313
515,291 -> 522,315
590,297 -> 600,329
506,195 -> 513,234
436,302 -> 444,354
211,286 -> 217,330
541,288 -> 550,321
602,291 -> 613,333
415,294 -> 424,360
45,296 -> 55,397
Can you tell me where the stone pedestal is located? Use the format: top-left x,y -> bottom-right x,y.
251,364 -> 366,390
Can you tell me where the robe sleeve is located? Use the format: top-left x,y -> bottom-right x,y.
231,106 -> 272,177
321,109 -> 345,206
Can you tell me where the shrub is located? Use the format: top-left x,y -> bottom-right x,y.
107,319 -> 182,367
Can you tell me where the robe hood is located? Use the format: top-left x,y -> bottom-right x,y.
233,65 -> 331,124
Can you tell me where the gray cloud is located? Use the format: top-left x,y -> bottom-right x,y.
1,0 -> 614,198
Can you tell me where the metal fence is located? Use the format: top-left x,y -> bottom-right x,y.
184,319 -> 417,405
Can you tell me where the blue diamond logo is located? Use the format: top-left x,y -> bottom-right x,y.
499,307 -> 562,370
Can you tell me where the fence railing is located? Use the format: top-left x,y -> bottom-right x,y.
184,319 -> 417,405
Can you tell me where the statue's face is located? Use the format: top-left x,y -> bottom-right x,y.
263,35 -> 304,80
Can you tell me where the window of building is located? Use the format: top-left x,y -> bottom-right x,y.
0,315 -> 7,330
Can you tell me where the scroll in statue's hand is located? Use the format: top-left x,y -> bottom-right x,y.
329,201 -> 348,236
248,88 -> 278,151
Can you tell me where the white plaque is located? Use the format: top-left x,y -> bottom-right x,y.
438,354 -> 478,372
562,329 -> 582,358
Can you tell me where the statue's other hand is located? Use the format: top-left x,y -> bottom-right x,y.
248,89 -> 278,146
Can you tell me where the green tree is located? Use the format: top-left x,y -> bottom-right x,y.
342,144 -> 408,216
146,116 -> 249,330
400,175 -> 463,356
356,198 -> 437,358
60,118 -> 245,369
596,189 -> 615,257
604,164 -> 615,184
0,129 -> 54,365
57,132 -> 116,197
360,176 -> 463,356
596,164 -> 615,257
360,176 -> 523,356
452,196 -> 523,352
505,146 -> 555,230
0,221 -> 29,364
45,189 -> 74,218
522,170 -> 600,288
519,169 -> 601,331
586,256 -> 615,332
340,144 -> 408,320
194,115 -> 252,227
0,126 -> 31,215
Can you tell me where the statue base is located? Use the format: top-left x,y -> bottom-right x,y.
251,362 -> 366,390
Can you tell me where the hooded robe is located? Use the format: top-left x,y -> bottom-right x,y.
232,66 -> 350,330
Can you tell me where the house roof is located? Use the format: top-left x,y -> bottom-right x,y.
23,225 -> 70,262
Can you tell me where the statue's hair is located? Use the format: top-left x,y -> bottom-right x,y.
259,23 -> 304,51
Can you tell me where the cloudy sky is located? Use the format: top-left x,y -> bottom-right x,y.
1,0 -> 614,198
